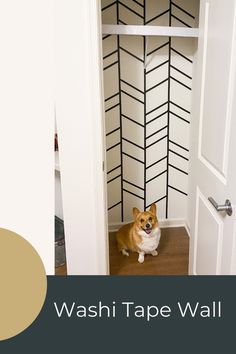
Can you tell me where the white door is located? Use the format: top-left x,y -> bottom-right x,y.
189,0 -> 236,275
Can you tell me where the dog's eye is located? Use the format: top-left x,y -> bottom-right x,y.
140,218 -> 144,223
149,217 -> 152,222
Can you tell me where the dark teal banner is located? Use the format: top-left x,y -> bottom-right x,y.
0,276 -> 235,354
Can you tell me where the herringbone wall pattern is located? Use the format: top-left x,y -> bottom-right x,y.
102,0 -> 199,223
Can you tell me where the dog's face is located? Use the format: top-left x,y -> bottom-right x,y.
133,204 -> 158,235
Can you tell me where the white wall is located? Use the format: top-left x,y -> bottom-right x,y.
0,0 -> 54,274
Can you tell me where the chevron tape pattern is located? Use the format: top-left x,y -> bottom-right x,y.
102,0 -> 197,221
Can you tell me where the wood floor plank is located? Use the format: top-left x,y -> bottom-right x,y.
109,227 -> 189,275
55,227 -> 189,275
55,264 -> 67,275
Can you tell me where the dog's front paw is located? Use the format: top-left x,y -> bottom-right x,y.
151,250 -> 158,256
122,249 -> 129,257
138,254 -> 145,263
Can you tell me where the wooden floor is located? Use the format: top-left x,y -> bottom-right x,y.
109,227 -> 189,275
55,263 -> 67,275
55,227 -> 189,276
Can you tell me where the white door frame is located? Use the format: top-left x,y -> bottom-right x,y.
55,0 -> 109,275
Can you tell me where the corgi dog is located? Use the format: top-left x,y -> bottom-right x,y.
116,203 -> 161,263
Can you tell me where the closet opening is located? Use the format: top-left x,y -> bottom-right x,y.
102,0 -> 199,275
55,132 -> 67,275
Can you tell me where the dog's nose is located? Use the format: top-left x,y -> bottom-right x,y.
146,223 -> 151,229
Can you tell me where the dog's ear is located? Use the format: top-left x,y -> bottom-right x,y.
133,207 -> 140,219
149,203 -> 157,215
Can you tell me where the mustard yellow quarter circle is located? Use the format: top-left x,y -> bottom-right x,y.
0,228 -> 47,341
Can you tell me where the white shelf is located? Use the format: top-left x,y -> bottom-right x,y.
55,151 -> 60,172
102,24 -> 199,38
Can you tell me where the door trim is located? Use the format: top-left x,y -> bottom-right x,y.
55,0 -> 109,275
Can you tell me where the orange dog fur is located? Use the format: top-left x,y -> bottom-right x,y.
116,203 -> 161,263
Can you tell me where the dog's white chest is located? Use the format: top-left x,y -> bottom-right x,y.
138,228 -> 161,253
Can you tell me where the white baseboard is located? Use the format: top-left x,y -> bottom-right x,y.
109,218 -> 187,233
185,223 -> 191,238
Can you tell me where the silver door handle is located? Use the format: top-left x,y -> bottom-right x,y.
208,197 -> 233,216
